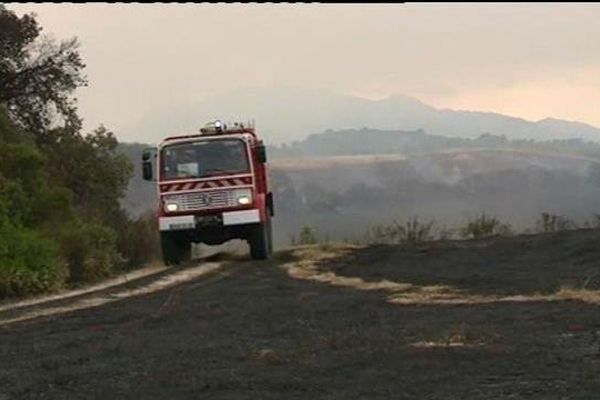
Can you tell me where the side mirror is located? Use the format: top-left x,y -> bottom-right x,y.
142,161 -> 153,181
257,144 -> 267,163
142,147 -> 156,181
142,149 -> 152,161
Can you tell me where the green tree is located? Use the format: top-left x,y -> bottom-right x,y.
0,107 -> 71,296
0,7 -> 169,296
43,125 -> 133,223
0,5 -> 87,137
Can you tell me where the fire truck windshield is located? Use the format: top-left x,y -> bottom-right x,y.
161,139 -> 250,180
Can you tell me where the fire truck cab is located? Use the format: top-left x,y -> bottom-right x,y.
142,120 -> 274,265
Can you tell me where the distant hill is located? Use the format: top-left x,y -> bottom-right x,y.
268,128 -> 600,161
126,86 -> 600,145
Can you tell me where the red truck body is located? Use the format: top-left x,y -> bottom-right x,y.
143,121 -> 273,264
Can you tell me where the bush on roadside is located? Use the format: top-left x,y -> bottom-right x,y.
290,225 -> 319,246
536,212 -> 576,233
460,213 -> 512,239
113,210 -> 161,270
57,220 -> 122,284
365,217 -> 435,244
0,222 -> 67,297
0,9 -> 152,298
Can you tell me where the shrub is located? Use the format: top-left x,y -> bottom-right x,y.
365,217 -> 435,244
0,142 -> 73,229
592,214 -> 600,228
460,213 -> 512,239
57,220 -> 122,284
290,225 -> 319,246
0,222 -> 67,297
114,211 -> 160,269
536,212 -> 576,233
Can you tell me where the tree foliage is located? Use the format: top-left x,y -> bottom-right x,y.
43,125 -> 133,222
0,7 -> 153,298
0,5 -> 87,137
0,110 -> 71,296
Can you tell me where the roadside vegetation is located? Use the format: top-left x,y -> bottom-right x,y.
536,212 -> 576,233
291,211 -> 600,247
289,225 -> 320,246
460,213 -> 512,239
0,6 -> 158,297
365,217 -> 435,244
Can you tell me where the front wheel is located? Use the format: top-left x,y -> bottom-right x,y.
161,232 -> 191,266
249,216 -> 273,260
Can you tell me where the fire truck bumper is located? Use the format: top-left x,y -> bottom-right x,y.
222,209 -> 260,226
159,215 -> 196,231
159,209 -> 260,231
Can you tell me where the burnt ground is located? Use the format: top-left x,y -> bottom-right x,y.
2,229 -> 600,399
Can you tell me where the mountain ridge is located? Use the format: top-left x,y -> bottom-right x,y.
124,86 -> 600,145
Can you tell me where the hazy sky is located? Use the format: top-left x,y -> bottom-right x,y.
6,3 -> 600,141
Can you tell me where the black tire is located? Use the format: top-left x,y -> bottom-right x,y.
249,216 -> 273,260
266,215 -> 273,255
161,232 -> 191,266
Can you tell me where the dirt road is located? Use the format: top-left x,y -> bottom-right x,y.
2,230 -> 600,399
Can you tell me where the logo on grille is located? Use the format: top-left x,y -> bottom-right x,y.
199,193 -> 213,206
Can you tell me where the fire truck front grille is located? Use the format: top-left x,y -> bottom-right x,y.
166,190 -> 238,212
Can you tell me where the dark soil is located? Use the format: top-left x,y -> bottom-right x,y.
1,229 -> 600,399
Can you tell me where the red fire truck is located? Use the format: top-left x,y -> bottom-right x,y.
142,120 -> 274,265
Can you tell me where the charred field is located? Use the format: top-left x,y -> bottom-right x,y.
1,228 -> 600,399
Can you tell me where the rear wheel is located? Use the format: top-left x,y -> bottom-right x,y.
266,216 -> 273,255
161,232 -> 191,266
249,215 -> 273,260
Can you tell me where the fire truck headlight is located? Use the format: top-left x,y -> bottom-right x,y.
233,189 -> 252,205
165,202 -> 179,212
237,196 -> 251,205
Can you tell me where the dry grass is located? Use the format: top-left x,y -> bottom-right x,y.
410,322 -> 494,349
282,235 -> 600,306
555,286 -> 600,304
250,349 -> 284,365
